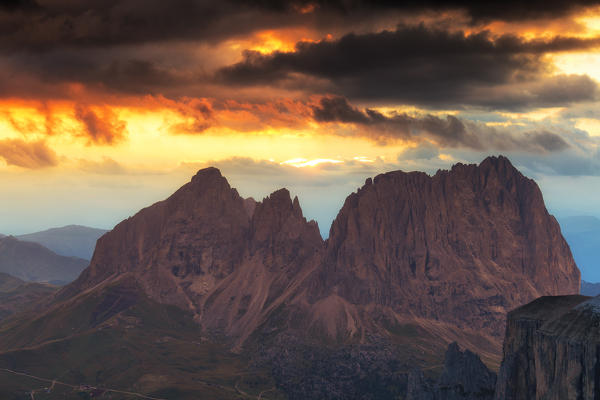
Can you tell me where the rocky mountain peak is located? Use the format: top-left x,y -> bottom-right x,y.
478,154 -> 513,170
191,166 -> 224,182
169,166 -> 245,216
67,167 -> 251,297
312,155 -> 579,344
249,188 -> 323,273
251,189 -> 320,243
187,166 -> 234,198
63,170 -> 324,342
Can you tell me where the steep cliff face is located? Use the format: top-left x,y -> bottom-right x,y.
494,294 -> 599,400
311,156 -> 579,343
200,188 -> 322,343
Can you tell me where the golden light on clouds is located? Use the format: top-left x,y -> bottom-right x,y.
0,99 -> 414,174
228,28 -> 325,55
3,0 -> 600,235
0,4 -> 599,176
280,158 -> 344,168
438,153 -> 454,161
553,53 -> 600,81
353,156 -> 375,163
575,7 -> 600,36
249,31 -> 300,53
498,108 -> 566,122
575,118 -> 600,137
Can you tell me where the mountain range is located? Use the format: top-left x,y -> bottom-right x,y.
581,280 -> 600,296
16,225 -> 108,260
0,156 -> 580,399
0,236 -> 89,285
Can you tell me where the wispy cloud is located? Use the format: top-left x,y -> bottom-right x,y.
0,139 -> 58,168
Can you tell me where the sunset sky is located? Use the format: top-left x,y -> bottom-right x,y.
2,0 -> 600,236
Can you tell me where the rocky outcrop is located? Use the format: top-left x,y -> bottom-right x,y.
494,294 -> 599,399
407,342 -> 496,400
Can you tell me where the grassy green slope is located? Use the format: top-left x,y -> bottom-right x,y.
0,278 -> 284,400
0,272 -> 57,321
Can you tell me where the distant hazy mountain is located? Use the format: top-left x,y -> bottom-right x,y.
559,216 -> 600,283
0,236 -> 89,284
0,272 -> 56,321
17,225 -> 108,260
581,280 -> 600,296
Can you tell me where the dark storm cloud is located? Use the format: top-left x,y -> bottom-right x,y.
313,96 -> 481,147
312,96 -> 570,152
0,1 -> 598,112
218,25 -> 600,109
0,0 -> 37,11
0,47 -> 196,98
0,0 -> 304,52
253,0 -> 600,22
1,0 -> 599,52
528,131 -> 571,152
312,96 -> 371,124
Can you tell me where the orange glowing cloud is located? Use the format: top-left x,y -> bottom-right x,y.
74,105 -> 128,145
0,139 -> 58,169
228,28 -> 326,56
